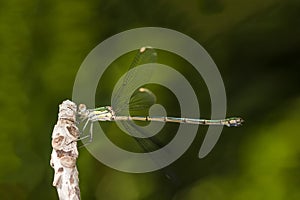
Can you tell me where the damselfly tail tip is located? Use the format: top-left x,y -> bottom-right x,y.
225,117 -> 244,127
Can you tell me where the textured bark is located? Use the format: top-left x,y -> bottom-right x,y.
50,100 -> 80,200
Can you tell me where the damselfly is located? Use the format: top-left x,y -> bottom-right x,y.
76,46 -> 243,143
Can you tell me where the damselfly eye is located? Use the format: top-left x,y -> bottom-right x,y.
78,104 -> 87,112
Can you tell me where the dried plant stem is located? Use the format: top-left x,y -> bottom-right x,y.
50,100 -> 81,200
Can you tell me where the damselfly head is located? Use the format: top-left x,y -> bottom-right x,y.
77,104 -> 88,119
78,104 -> 87,112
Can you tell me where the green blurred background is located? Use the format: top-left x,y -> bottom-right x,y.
0,0 -> 299,199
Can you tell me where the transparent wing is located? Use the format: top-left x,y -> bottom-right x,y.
121,120 -> 180,186
112,47 -> 157,115
110,47 -> 179,184
129,87 -> 156,112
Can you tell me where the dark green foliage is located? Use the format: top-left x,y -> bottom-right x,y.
0,0 -> 299,199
